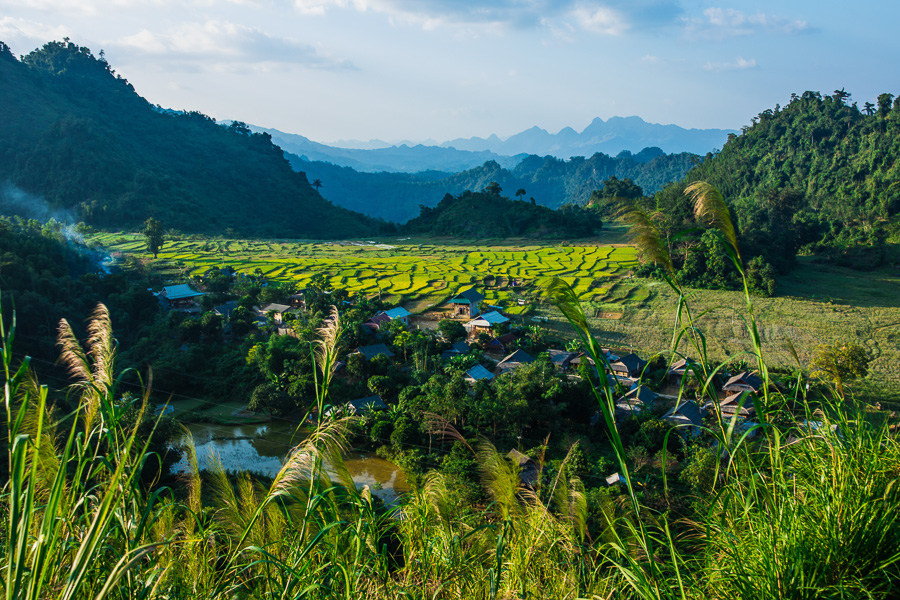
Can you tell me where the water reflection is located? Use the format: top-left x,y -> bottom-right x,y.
171,421 -> 409,505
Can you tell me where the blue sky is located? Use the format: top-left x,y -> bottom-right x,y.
1,0 -> 897,145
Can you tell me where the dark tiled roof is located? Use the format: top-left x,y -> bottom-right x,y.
450,287 -> 485,304
612,353 -> 647,374
498,349 -> 535,369
347,395 -> 387,413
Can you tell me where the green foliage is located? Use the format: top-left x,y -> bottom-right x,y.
295,149 -> 698,222
438,318 -> 466,342
679,90 -> 900,269
0,41 -> 378,238
247,381 -> 294,416
810,342 -> 870,398
405,188 -> 603,238
142,217 -> 164,258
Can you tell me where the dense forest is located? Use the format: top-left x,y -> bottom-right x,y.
0,41 -> 381,238
403,185 -> 603,238
616,90 -> 900,294
292,148 -> 698,222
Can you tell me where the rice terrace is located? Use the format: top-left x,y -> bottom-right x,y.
92,231 -> 900,398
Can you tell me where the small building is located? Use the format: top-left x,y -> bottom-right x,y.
464,364 -> 494,383
663,400 -> 703,432
610,353 -> 647,379
722,371 -> 764,394
547,349 -> 578,371
383,306 -> 412,325
484,332 -> 519,354
614,385 -> 658,419
497,349 -> 535,374
441,340 -> 471,361
288,292 -> 307,310
667,358 -> 696,384
346,395 -> 388,415
448,288 -> 485,318
719,392 -> 757,419
214,300 -> 239,320
464,311 -> 510,337
362,312 -> 392,332
606,472 -> 625,487
356,343 -> 396,361
157,284 -> 205,310
506,449 -> 540,487
364,307 -> 411,331
260,303 -> 293,324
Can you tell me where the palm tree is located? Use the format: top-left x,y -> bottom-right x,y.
312,179 -> 323,191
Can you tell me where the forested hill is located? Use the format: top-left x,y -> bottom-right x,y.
291,148 -> 697,222
673,90 -> 900,263
0,41 -> 380,238
403,186 -> 603,238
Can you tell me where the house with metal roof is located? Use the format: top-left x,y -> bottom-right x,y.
260,303 -> 293,324
157,284 -> 205,310
448,287 -> 485,318
464,310 -> 510,337
464,364 -> 495,382
384,307 -> 411,323
365,307 -> 411,331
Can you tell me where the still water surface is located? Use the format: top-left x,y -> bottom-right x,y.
171,420 -> 409,505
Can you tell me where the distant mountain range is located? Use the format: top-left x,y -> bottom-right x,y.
249,125 -> 525,173
439,116 -> 737,158
252,117 -> 735,174
290,148 -> 698,222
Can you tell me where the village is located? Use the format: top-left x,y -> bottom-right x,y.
153,273 -> 767,488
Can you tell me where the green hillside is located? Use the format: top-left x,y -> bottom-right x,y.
403,186 -> 603,238
656,90 -> 900,271
292,147 -> 697,222
0,41 -> 379,238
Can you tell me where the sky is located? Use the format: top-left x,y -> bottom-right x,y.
1,0 -> 897,145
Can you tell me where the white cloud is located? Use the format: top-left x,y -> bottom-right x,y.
110,21 -> 355,71
703,56 -> 757,71
288,0 -> 681,36
0,16 -> 69,45
686,8 -> 810,39
571,5 -> 627,35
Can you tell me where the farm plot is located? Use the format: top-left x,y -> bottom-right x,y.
93,234 -> 640,311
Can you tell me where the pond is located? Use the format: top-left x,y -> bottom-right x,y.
171,420 -> 410,505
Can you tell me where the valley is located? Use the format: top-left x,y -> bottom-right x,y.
92,231 -> 900,397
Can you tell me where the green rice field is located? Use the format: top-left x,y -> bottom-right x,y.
92,232 -> 900,398
91,233 -> 641,311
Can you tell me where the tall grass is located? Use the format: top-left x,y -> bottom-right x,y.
2,184 -> 900,598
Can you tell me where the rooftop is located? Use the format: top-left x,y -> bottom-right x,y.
159,284 -> 205,300
466,310 -> 509,327
384,307 -> 412,320
449,287 -> 485,305
465,364 -> 495,381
